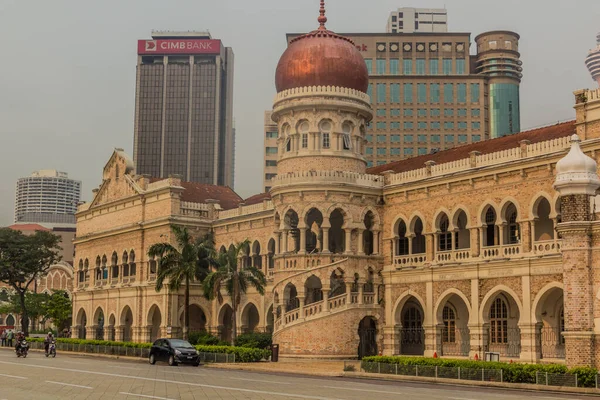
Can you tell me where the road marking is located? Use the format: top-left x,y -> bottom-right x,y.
46,380 -> 93,389
229,376 -> 292,385
0,373 -> 27,379
324,385 -> 404,395
0,361 -> 343,400
109,365 -> 141,370
119,393 -> 175,400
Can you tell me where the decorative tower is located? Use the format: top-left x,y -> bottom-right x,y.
554,134 -> 600,367
268,1 -> 384,359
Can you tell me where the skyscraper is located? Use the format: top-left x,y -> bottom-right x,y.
14,170 -> 81,225
263,111 -> 278,192
585,32 -> 600,87
386,8 -> 448,33
133,31 -> 235,188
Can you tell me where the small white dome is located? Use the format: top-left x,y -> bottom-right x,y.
554,134 -> 600,195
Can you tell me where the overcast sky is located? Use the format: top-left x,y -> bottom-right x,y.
0,0 -> 598,226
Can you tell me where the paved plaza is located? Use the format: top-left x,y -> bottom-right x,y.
0,350 -> 596,399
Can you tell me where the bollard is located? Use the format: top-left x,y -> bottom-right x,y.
416,365 -> 419,377
500,369 -> 503,383
395,364 -> 398,375
546,372 -> 548,386
378,362 -> 381,374
458,367 -> 461,380
576,374 -> 578,388
435,366 -> 438,379
482,368 -> 484,382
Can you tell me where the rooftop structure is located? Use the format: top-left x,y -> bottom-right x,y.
386,7 -> 448,33
585,32 -> 600,86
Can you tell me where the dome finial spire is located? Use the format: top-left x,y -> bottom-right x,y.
318,0 -> 327,30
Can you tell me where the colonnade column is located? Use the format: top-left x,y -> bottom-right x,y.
275,231 -> 281,255
357,229 -> 365,255
299,225 -> 307,255
344,229 -> 352,255
322,285 -> 330,312
373,230 -> 380,254
357,279 -> 365,305
282,230 -> 289,253
321,218 -> 331,254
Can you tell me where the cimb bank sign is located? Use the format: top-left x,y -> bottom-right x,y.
137,39 -> 221,55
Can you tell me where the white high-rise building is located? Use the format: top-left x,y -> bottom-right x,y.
386,8 -> 448,33
14,170 -> 81,225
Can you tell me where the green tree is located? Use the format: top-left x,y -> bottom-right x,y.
0,292 -> 51,331
45,291 -> 72,331
203,240 -> 266,344
0,228 -> 61,336
147,226 -> 216,340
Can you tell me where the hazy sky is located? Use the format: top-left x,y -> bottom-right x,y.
0,0 -> 598,225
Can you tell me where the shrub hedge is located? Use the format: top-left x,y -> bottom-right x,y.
187,331 -> 228,346
361,356 -> 599,388
234,333 -> 272,349
25,337 -> 269,362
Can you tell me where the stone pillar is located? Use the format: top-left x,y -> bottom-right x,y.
468,323 -> 487,360
357,229 -> 365,255
519,322 -> 542,363
358,280 -> 365,305
71,325 -> 81,339
345,281 -> 353,304
86,325 -> 97,340
383,325 -> 398,356
373,230 -> 380,255
521,220 -> 532,252
472,227 -> 481,257
282,230 -> 289,253
114,325 -> 125,342
425,233 -> 434,261
299,226 -> 307,255
344,229 -> 352,254
392,236 -> 398,257
498,224 -> 505,245
322,285 -> 330,312
275,231 -> 281,255
322,219 -> 331,254
408,234 -> 413,254
298,292 -> 305,320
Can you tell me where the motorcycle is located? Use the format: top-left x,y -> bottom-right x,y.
46,340 -> 56,358
16,340 -> 29,358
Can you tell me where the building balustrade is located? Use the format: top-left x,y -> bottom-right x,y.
436,249 -> 471,263
532,240 -> 561,255
481,244 -> 522,260
393,254 -> 427,268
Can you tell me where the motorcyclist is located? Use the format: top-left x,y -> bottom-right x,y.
44,332 -> 54,355
15,332 -> 25,352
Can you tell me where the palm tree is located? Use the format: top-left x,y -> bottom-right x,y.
203,239 -> 266,344
148,225 -> 216,340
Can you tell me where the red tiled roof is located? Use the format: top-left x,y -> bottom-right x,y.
148,178 -> 243,210
243,193 -> 271,206
367,121 -> 576,175
8,224 -> 51,232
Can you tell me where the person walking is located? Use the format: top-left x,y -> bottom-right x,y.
6,330 -> 13,347
0,330 -> 6,347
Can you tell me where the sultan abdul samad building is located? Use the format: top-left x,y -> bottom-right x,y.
73,3 -> 600,368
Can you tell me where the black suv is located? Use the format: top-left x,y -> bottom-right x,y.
149,339 -> 200,366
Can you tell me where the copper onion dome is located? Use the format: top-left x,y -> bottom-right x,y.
275,1 -> 369,93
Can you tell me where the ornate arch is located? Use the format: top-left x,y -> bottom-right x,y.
531,282 -> 564,323
479,285 -> 523,323
407,212 -> 427,235
119,304 -> 134,326
433,288 -> 472,324
529,191 -> 555,219
392,290 -> 429,325
360,206 -> 382,227
478,201 -> 500,226
390,213 -> 410,237
451,205 -> 473,229
499,197 -> 522,223
431,207 -> 452,232
146,304 -> 162,325
325,204 -> 353,224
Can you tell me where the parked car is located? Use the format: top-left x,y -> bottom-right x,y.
149,339 -> 200,366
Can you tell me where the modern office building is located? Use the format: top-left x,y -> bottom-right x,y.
585,32 -> 600,87
133,31 -> 235,188
386,8 -> 448,34
263,111 -> 278,192
14,170 -> 81,226
285,30 -> 522,167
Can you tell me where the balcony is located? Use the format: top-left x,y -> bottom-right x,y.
532,240 -> 561,255
481,244 -> 522,260
436,249 -> 471,263
393,254 -> 427,268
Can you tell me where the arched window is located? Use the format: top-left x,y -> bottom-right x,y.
484,207 -> 497,247
84,259 -> 89,282
396,220 -> 409,255
129,250 -> 136,277
320,120 -> 332,149
490,297 -> 508,344
534,198 -> 554,241
442,306 -> 456,343
299,121 -> 309,149
438,214 -> 452,251
111,252 -> 119,279
78,260 -> 84,283
149,256 -> 157,275
412,218 -> 426,254
342,122 -> 353,150
504,203 -> 520,244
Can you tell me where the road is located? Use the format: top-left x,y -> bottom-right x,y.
0,349 -> 596,400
